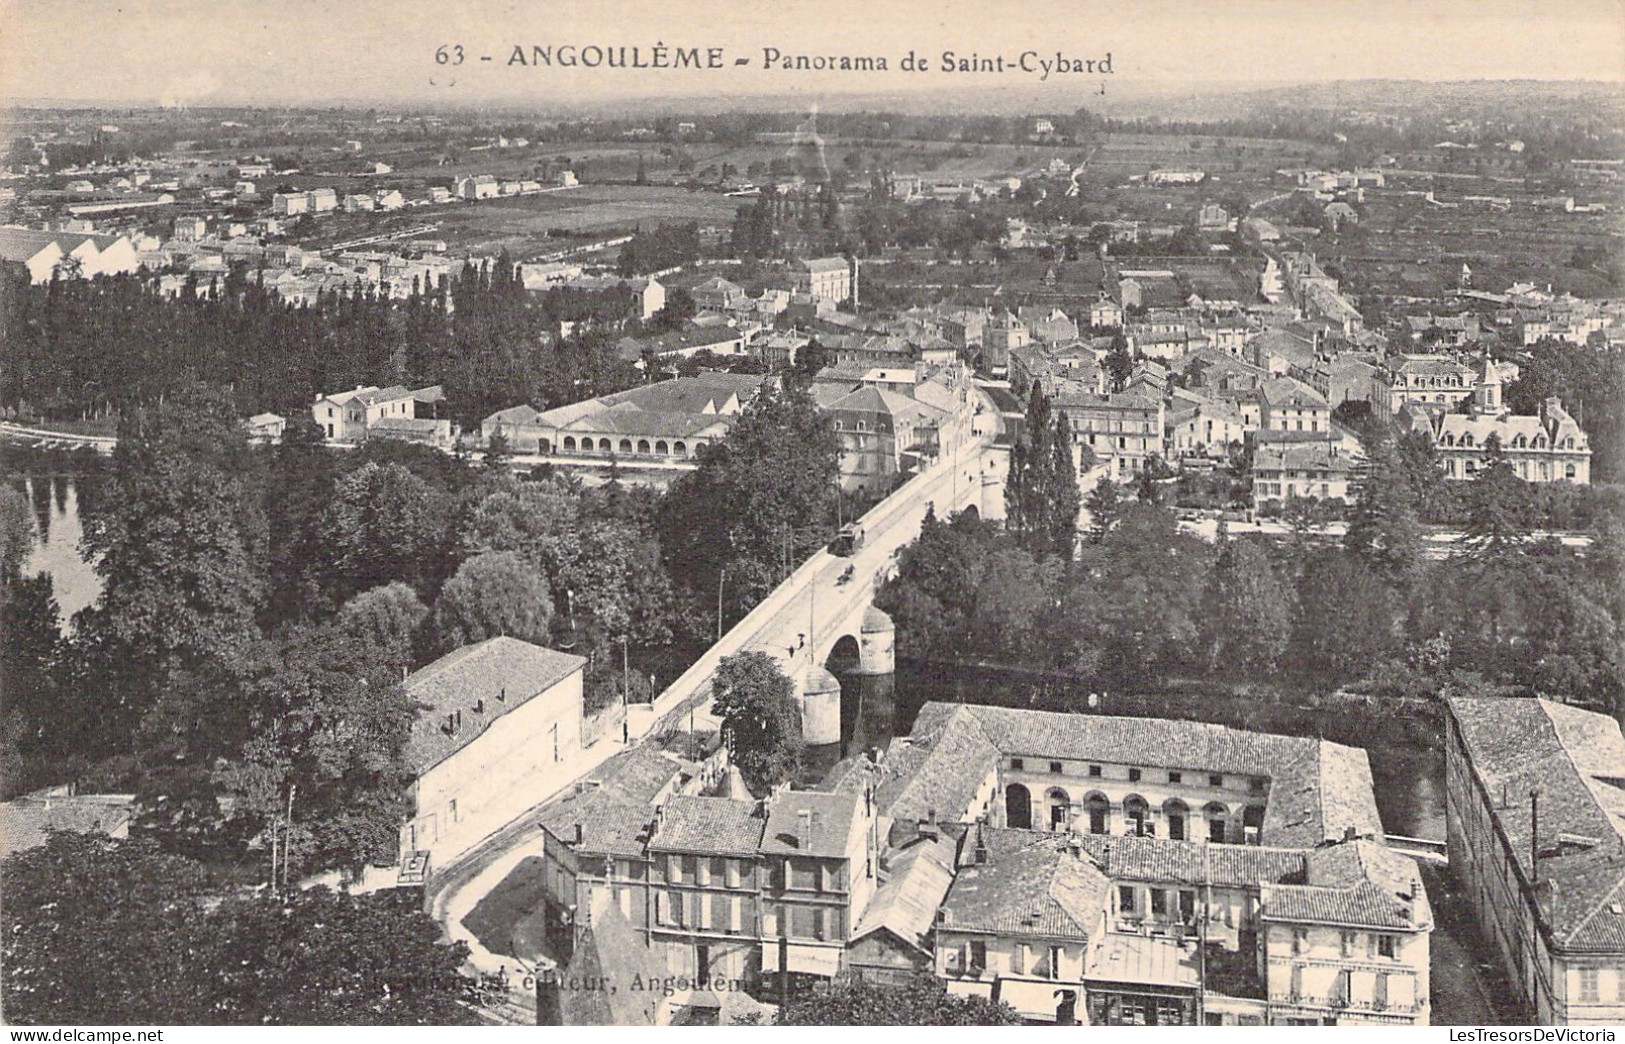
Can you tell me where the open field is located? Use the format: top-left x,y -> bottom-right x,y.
424,184 -> 747,254
1086,132 -> 1338,178
1254,176 -> 1625,300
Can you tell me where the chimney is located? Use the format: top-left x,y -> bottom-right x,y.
797,809 -> 813,850
574,822 -> 584,845
473,697 -> 485,715
497,686 -> 507,703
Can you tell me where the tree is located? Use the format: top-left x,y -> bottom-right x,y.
482,431 -> 512,473
0,484 -> 34,581
264,417 -> 339,625
649,287 -> 697,331
458,477 -> 582,573
0,574 -> 61,791
1069,502 -> 1213,683
216,625 -> 416,877
1199,537 -> 1293,676
1290,551 -> 1398,685
72,386 -> 266,745
774,974 -> 1021,1025
1345,435 -> 1424,586
875,507 -> 999,664
1006,384 -> 1079,558
322,462 -> 453,603
430,551 -> 553,654
659,383 -> 840,623
1084,477 -> 1122,544
333,582 -> 428,668
1281,494 -> 1328,546
969,546 -> 1063,664
1104,333 -> 1133,391
791,337 -> 831,380
711,651 -> 801,795
1,834 -> 483,1025
1463,433 -> 1534,560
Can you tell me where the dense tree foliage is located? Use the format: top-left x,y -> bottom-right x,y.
430,551 -> 554,654
1005,382 -> 1080,559
616,222 -> 701,276
1,834 -> 483,1025
880,487 -> 1623,714
658,382 -> 842,627
711,651 -> 802,795
774,974 -> 1021,1025
0,258 -> 643,432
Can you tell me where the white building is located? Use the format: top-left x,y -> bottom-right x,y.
399,637 -> 587,868
0,227 -> 139,283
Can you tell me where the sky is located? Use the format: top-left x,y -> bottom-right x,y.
2,0 -> 1621,108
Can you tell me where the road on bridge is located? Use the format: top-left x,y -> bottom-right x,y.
633,435 -> 1004,737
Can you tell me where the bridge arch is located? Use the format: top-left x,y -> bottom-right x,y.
825,634 -> 861,673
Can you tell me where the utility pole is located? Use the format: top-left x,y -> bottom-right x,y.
1530,789 -> 1540,887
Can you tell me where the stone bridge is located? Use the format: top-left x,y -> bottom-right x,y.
629,436 -> 1009,745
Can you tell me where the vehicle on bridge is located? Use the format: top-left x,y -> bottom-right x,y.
829,522 -> 865,557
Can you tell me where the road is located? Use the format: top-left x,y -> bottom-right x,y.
1176,515 -> 1593,554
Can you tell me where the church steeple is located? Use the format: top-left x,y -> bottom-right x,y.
1475,353 -> 1503,415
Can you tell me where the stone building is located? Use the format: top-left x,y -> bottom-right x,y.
1445,698 -> 1625,1025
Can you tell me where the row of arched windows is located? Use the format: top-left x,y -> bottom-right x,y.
555,436 -> 693,457
1006,784 -> 1265,844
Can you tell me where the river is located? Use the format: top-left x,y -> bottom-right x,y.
14,474 -> 103,632
821,661 -> 1447,841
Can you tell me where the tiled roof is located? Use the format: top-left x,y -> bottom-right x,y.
1260,840 -> 1431,931
1388,354 -> 1475,378
799,256 -> 849,273
1253,441 -> 1359,476
1259,376 -> 1328,408
601,373 -> 765,415
941,827 -> 1109,941
1448,697 -> 1625,954
873,704 -> 1001,825
537,746 -> 688,858
403,637 -> 585,776
1074,833 -> 1307,889
651,795 -> 765,855
483,404 -> 543,427
854,831 -> 959,951
760,789 -> 862,858
561,899 -> 667,1026
897,704 -> 1383,848
0,227 -> 128,262
559,409 -> 731,439
0,794 -> 134,857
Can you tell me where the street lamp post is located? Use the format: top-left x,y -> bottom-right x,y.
717,566 -> 725,640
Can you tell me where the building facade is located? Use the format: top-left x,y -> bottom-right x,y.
399,637 -> 587,869
1445,698 -> 1625,1025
